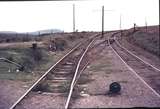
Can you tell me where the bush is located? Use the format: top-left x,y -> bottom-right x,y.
67,35 -> 76,41
30,43 -> 43,62
7,56 -> 14,61
32,49 -> 43,61
32,81 -> 50,92
55,38 -> 67,51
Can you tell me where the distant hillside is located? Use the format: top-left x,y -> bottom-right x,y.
29,29 -> 64,36
0,29 -> 63,36
0,29 -> 64,43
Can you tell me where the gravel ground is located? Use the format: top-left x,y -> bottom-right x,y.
0,80 -> 29,109
118,36 -> 160,69
1,33 -> 159,109
70,39 -> 160,108
0,35 -> 85,109
15,92 -> 67,109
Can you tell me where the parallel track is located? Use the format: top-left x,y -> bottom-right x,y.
108,32 -> 160,98
9,33 -> 102,109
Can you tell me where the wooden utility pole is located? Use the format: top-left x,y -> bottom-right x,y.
50,30 -> 53,42
145,17 -> 147,32
102,6 -> 104,38
133,23 -> 136,32
73,4 -> 75,32
120,14 -> 122,37
93,7 -> 114,38
120,14 -> 122,30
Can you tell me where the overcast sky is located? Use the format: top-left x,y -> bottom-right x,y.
0,0 -> 159,32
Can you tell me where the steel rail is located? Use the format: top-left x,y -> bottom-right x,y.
9,43 -> 81,109
9,33 -> 100,109
65,38 -> 96,109
73,34 -> 109,86
113,34 -> 160,72
73,62 -> 89,86
108,35 -> 160,98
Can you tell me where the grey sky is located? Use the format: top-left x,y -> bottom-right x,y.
0,0 -> 159,32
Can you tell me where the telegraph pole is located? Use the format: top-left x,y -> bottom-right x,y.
101,6 -> 104,38
73,4 -> 75,32
120,14 -> 122,37
133,23 -> 136,32
120,14 -> 122,30
93,6 -> 114,38
145,17 -> 147,32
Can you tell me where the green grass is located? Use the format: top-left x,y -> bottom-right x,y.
0,33 -> 88,84
0,44 -> 77,82
0,46 -> 55,81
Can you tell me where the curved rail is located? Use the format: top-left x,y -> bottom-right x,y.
65,38 -> 96,109
9,33 -> 100,109
9,43 -> 82,109
114,36 -> 160,72
108,33 -> 160,98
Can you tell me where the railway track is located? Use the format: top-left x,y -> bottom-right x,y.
9,33 -> 104,109
108,32 -> 160,98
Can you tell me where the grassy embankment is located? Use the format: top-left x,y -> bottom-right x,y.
127,25 -> 159,57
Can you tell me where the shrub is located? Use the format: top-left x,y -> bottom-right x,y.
54,38 -> 67,51
32,81 -> 50,92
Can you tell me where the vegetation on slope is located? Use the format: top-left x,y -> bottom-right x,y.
127,25 -> 159,57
